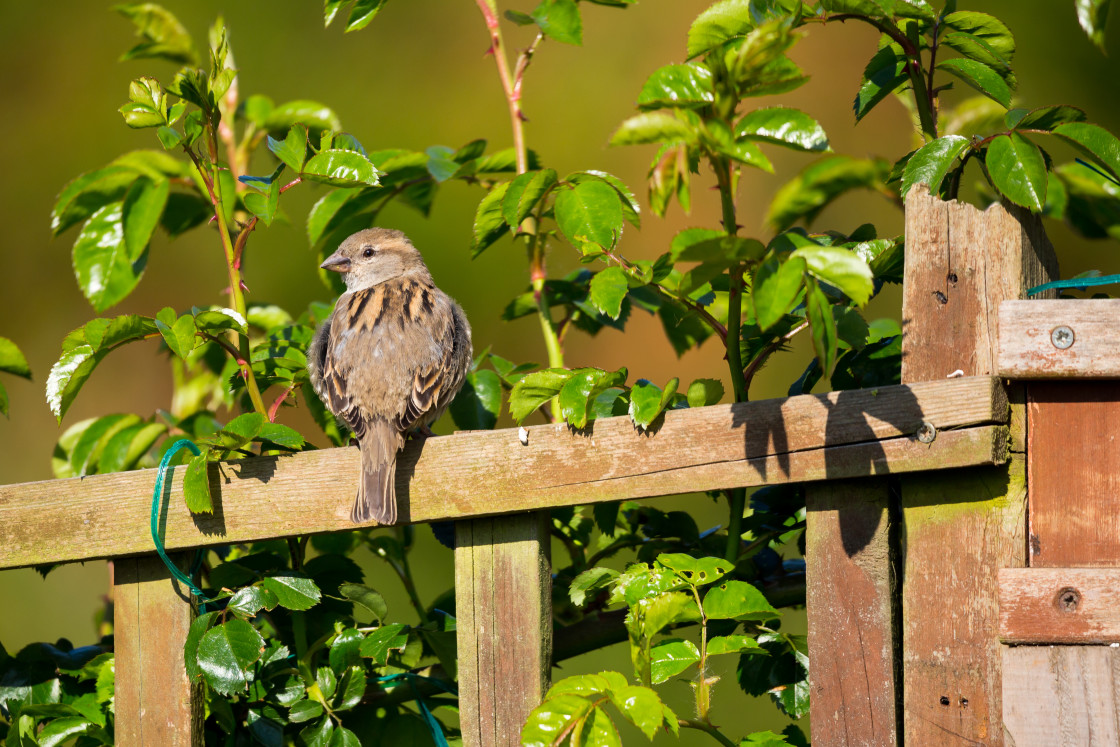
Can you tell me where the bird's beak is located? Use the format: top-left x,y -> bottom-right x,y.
320,252 -> 351,273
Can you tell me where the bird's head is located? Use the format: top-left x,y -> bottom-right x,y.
320,228 -> 432,291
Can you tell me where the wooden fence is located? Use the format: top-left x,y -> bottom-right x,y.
1,184 -> 1114,745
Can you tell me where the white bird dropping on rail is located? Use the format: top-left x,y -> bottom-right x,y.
519,426 -> 529,445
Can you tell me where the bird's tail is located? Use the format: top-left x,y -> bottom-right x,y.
352,420 -> 403,524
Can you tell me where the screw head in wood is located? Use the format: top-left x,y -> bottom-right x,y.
1050,326 -> 1075,349
916,421 -> 937,444
1055,587 -> 1081,613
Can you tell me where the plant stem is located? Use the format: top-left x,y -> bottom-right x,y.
724,488 -> 746,562
713,159 -> 748,403
690,585 -> 712,721
680,719 -> 737,747
475,0 -> 528,174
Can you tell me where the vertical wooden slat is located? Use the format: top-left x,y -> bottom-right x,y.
806,480 -> 899,746
455,513 -> 551,747
900,184 -> 1056,745
113,554 -> 201,747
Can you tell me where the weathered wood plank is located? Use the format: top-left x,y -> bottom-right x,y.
999,299 -> 1120,378
0,377 -> 1006,570
455,515 -> 550,747
114,555 -> 202,747
1002,645 -> 1120,746
806,480 -> 899,746
1027,381 -> 1120,566
1000,569 -> 1120,644
900,184 -> 1055,746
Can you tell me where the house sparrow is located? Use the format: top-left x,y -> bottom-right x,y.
309,228 -> 472,524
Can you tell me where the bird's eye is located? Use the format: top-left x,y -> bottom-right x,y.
362,246 -> 376,258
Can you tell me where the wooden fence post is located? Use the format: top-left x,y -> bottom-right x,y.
899,184 -> 1057,744
113,554 -> 202,746
455,513 -> 551,746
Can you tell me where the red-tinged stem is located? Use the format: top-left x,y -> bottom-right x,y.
268,384 -> 297,423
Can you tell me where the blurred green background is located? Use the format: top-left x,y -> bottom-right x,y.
2,1 -> 1118,742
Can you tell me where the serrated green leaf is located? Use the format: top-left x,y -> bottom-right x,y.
449,368 -> 502,431
704,579 -> 778,619
901,134 -> 971,197
196,619 -> 266,695
183,452 -> 213,513
570,567 -> 620,606
263,100 -> 342,134
1077,0 -> 1112,51
52,167 -> 139,236
940,31 -> 1013,81
156,312 -> 198,360
472,181 -> 511,257
261,572 -> 322,611
767,156 -> 890,231
72,202 -> 147,312
302,149 -> 379,187
611,112 -> 694,146
70,413 -> 141,476
358,623 -> 409,664
589,267 -> 629,320
853,43 -> 908,122
115,3 -> 196,64
942,11 -> 1015,58
792,244 -> 873,304
501,169 -> 558,229
339,582 -> 387,622
345,0 -> 390,31
637,63 -> 714,110
288,699 -> 323,723
819,0 -> 890,14
332,665 -> 366,711
1053,122 -> 1120,181
628,378 -> 679,429
688,0 -> 754,58
986,132 -> 1047,212
522,693 -> 596,746
656,553 -> 733,585
0,337 -> 31,379
650,638 -> 700,684
937,57 -> 1011,108
686,378 -> 724,407
509,368 -> 574,422
569,170 -> 641,227
227,586 -> 279,619
329,628 -> 364,674
737,106 -> 829,152
558,367 -> 628,429
753,254 -> 806,331
608,684 -> 665,739
707,633 -> 763,655
1014,105 -> 1087,131
268,124 -> 309,172
531,0 -> 583,45
805,280 -> 839,378
555,180 -> 624,252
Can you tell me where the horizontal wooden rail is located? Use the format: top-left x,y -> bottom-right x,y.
0,376 -> 1007,570
999,568 -> 1120,644
998,299 -> 1120,378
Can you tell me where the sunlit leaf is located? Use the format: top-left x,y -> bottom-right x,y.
901,135 -> 971,197
196,619 -> 266,695
637,63 -> 714,110
937,58 -> 1011,108
1076,0 -> 1112,51
986,132 -> 1047,212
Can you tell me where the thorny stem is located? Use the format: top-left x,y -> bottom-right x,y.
690,585 -> 713,721
268,383 -> 298,423
713,159 -> 748,404
742,320 -> 810,393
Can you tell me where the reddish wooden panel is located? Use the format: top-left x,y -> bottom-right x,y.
999,568 -> 1120,643
806,480 -> 898,746
1028,381 -> 1120,566
114,555 -> 201,747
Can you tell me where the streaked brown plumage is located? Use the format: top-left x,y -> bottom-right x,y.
308,228 -> 472,524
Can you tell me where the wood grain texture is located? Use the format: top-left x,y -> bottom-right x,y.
0,377 -> 1007,570
1027,381 -> 1120,566
1000,569 -> 1120,644
901,184 -> 1058,381
806,480 -> 899,747
998,299 -> 1120,378
900,185 -> 1055,746
455,515 -> 551,747
1002,645 -> 1120,746
114,555 -> 202,747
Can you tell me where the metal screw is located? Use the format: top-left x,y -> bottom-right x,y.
916,421 -> 937,444
1056,587 -> 1081,613
1051,326 -> 1075,349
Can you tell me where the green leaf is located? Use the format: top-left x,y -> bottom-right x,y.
501,169 -> 558,229
449,369 -> 502,431
555,180 -> 625,252
792,244 -> 873,304
637,63 -> 714,110
1053,122 -> 1120,181
767,156 -> 889,231
704,579 -> 779,619
589,267 -> 629,320
302,150 -> 379,187
805,280 -> 839,378
1014,105 -> 1087,131
509,368 -> 574,422
628,377 -> 679,429
558,367 -> 628,429
257,422 -> 306,449
753,254 -> 806,331
72,203 -> 147,312
670,228 -> 765,262
650,638 -> 700,684
329,629 -> 365,675
183,453 -> 213,513
288,699 -> 324,724
262,100 -> 342,134
37,717 -> 109,747
0,337 -> 31,379
708,633 -> 763,655
1077,0 -> 1112,51
122,178 -> 169,260
52,167 -> 139,236
942,11 -> 1016,58
472,181 -> 511,257
901,135 -> 971,197
819,0 -> 891,13
155,311 -> 198,360
936,58 -> 1011,108
115,3 -> 196,64
986,132 -> 1047,212
569,170 -> 642,227
656,553 -> 733,585
607,685 -> 666,739
611,112 -> 694,146
531,0 -> 583,45
686,378 -> 724,407
569,567 -> 620,606
227,586 -> 279,619
332,666 -> 366,711
688,0 -> 754,58
346,0 -> 390,31
940,31 -> 1013,81
70,413 -> 142,476
339,582 -> 387,622
196,618 -> 266,695
853,43 -> 908,122
261,572 -> 322,611
268,124 -> 309,172
737,106 -> 829,152
522,693 -> 596,746
358,623 -> 409,664
741,730 -> 796,747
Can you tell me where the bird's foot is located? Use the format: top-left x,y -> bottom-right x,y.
408,425 -> 436,440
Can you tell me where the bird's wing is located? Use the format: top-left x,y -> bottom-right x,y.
321,289 -> 372,438
396,293 -> 470,432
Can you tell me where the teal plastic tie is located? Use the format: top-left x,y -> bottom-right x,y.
150,438 -> 210,609
375,672 -> 455,746
1027,274 -> 1120,296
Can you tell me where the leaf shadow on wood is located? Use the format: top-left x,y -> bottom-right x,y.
162,455 -> 283,537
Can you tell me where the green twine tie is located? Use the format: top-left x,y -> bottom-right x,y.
150,438 -> 210,610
